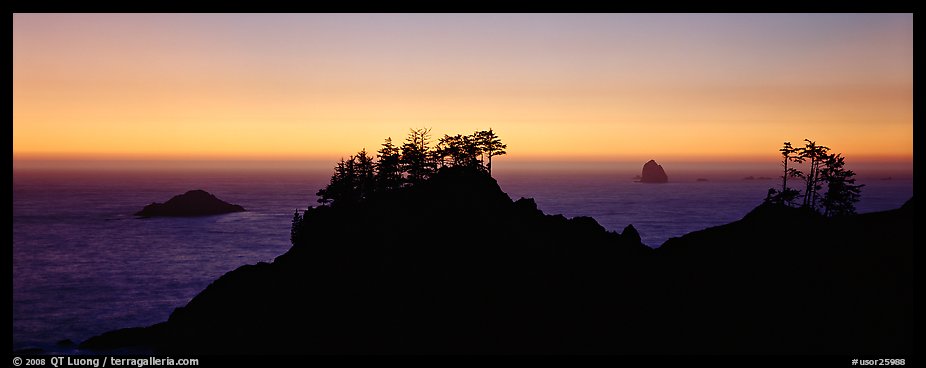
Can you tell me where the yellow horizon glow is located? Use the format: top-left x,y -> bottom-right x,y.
13,14 -> 913,165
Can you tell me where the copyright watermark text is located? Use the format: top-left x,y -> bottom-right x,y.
12,356 -> 199,367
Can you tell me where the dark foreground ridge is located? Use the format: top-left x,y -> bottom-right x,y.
135,190 -> 245,217
88,168 -> 912,354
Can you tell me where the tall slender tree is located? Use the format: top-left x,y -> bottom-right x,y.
798,139 -> 830,210
477,129 -> 506,175
776,141 -> 804,206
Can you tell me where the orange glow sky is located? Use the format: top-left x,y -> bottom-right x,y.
13,14 -> 913,166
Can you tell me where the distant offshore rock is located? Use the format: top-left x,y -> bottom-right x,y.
135,190 -> 245,217
640,160 -> 668,183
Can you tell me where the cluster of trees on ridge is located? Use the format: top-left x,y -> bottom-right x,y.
291,128 -> 506,245
314,128 -> 507,206
766,139 -> 863,217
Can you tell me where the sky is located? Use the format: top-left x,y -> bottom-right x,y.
13,13 -> 913,169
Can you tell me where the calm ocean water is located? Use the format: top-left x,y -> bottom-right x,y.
12,167 -> 912,352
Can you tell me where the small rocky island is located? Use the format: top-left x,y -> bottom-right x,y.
135,190 -> 245,217
640,159 -> 668,183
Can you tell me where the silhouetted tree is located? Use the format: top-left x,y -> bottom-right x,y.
766,139 -> 863,216
316,128 -> 507,206
317,155 -> 364,205
797,139 -> 830,210
434,134 -> 462,168
477,129 -> 506,175
460,133 -> 483,171
768,141 -> 803,206
355,149 -> 376,200
430,141 -> 448,170
432,133 -> 488,171
400,128 -> 436,184
316,158 -> 348,205
375,137 -> 402,192
819,153 -> 863,217
290,210 -> 303,246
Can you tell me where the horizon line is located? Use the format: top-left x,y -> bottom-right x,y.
11,153 -> 913,164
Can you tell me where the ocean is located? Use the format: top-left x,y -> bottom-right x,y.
12,166 -> 912,352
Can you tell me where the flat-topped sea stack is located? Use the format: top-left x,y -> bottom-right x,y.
640,160 -> 668,183
135,190 -> 245,217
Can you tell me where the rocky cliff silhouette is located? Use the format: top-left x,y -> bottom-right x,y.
86,168 -> 912,354
135,190 -> 245,217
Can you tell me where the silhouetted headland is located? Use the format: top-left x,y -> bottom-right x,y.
134,190 -> 245,217
639,159 -> 668,183
82,166 -> 912,354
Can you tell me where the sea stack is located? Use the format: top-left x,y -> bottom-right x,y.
640,160 -> 668,183
135,190 -> 245,217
